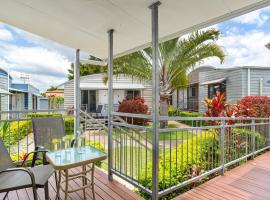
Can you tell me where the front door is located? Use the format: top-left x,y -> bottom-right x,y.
81,90 -> 96,113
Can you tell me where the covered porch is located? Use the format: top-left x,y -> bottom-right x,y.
1,0 -> 270,200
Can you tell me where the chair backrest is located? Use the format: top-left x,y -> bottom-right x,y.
0,138 -> 14,172
32,116 -> 65,151
96,105 -> 103,114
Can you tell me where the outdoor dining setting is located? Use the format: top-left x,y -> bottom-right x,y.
0,116 -> 107,200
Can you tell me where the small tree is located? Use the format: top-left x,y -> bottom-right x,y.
118,97 -> 149,125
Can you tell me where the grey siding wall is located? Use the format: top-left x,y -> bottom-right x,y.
28,85 -> 40,110
64,81 -> 74,109
249,69 -> 270,96
226,69 -> 243,104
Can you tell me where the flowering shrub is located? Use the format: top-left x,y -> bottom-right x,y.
118,96 -> 149,125
235,96 -> 270,117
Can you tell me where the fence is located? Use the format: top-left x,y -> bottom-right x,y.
110,112 -> 270,199
1,109 -> 270,199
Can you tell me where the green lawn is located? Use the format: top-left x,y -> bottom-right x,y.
145,124 -> 193,141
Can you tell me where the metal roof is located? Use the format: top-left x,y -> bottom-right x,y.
0,0 -> 269,59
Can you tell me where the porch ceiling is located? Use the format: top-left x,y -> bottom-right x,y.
0,0 -> 270,59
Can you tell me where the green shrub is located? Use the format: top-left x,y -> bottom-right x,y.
64,117 -> 74,135
2,120 -> 32,146
138,131 -> 219,199
177,112 -> 205,126
231,128 -> 266,151
168,106 -> 177,116
27,113 -> 62,118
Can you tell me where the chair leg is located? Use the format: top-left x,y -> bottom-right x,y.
91,163 -> 96,200
64,169 -> 69,200
45,181 -> 49,200
82,165 -> 86,200
32,187 -> 38,200
55,170 -> 61,200
3,192 -> 8,200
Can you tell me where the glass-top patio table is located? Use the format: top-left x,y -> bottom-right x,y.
46,146 -> 107,200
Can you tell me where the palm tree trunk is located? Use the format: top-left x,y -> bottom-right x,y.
160,96 -> 169,128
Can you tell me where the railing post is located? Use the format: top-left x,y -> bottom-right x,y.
268,117 -> 270,146
251,119 -> 256,159
149,1 -> 161,200
220,119 -> 225,175
74,49 -> 80,142
108,29 -> 114,181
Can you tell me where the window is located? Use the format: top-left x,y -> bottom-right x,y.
189,86 -> 197,97
208,81 -> 226,98
126,90 -> 140,100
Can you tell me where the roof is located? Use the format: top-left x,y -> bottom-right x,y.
9,87 -> 26,93
195,65 -> 270,71
0,88 -> 12,95
0,1 -> 269,59
80,82 -> 144,90
65,73 -> 147,89
200,78 -> 226,86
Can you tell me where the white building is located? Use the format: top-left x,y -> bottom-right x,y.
63,74 -> 152,116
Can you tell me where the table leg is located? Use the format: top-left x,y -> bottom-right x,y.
82,165 -> 86,199
55,171 -> 61,200
64,169 -> 69,200
91,163 -> 96,200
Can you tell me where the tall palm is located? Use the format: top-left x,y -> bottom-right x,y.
111,29 -> 225,118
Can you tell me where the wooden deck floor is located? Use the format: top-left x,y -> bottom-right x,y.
0,167 -> 143,200
175,151 -> 270,200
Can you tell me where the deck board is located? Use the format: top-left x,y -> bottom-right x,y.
0,167 -> 143,200
174,151 -> 270,200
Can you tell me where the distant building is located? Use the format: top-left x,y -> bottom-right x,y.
0,67 -> 44,112
10,83 -> 42,110
174,66 -> 270,113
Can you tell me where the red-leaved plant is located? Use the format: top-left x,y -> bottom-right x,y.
202,91 -> 235,125
235,96 -> 270,117
118,96 -> 149,125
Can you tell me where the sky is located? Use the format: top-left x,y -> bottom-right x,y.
0,6 -> 270,92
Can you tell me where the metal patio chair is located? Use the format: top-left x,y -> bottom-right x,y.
32,116 -> 72,151
0,138 -> 54,200
93,104 -> 103,118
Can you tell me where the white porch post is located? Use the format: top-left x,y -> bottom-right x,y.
149,1 -> 161,200
108,29 -> 114,181
74,49 -> 80,141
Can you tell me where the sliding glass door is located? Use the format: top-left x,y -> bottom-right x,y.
81,90 -> 96,113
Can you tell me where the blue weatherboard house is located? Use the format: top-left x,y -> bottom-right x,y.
0,67 -> 43,112
10,83 -> 42,111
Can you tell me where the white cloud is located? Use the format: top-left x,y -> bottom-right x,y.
203,30 -> 270,67
0,28 -> 13,41
231,9 -> 269,27
0,43 -> 71,91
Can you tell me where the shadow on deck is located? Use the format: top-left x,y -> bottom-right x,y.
175,151 -> 270,200
0,167 -> 143,200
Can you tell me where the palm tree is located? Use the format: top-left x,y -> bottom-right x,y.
112,29 -> 225,120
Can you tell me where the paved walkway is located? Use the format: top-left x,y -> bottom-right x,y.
174,151 -> 270,200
